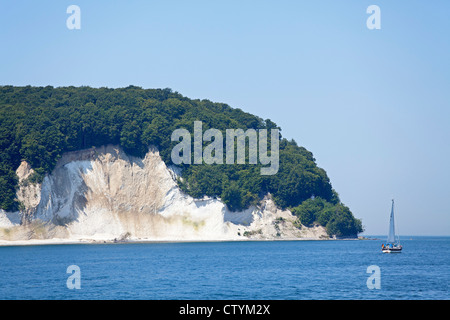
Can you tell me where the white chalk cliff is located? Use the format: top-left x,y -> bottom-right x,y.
0,145 -> 327,244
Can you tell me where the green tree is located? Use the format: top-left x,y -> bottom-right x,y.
221,181 -> 243,212
0,84 -> 362,238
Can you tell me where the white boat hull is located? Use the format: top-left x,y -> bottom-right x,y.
382,246 -> 402,253
382,249 -> 402,253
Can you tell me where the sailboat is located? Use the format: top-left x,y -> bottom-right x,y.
381,199 -> 402,253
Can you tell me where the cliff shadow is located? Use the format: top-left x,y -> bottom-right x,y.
36,162 -> 92,226
223,206 -> 255,226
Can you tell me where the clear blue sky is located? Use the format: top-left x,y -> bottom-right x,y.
1,1 -> 449,235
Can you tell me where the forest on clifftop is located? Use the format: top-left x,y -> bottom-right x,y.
0,85 -> 363,237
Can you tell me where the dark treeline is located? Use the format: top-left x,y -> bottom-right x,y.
0,85 -> 363,236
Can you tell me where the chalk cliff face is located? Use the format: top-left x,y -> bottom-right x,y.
0,145 -> 327,243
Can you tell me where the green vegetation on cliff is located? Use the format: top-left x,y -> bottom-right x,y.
0,85 -> 363,236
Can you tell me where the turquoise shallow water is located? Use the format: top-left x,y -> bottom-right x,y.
0,237 -> 448,300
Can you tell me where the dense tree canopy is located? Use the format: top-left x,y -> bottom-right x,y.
0,85 -> 363,236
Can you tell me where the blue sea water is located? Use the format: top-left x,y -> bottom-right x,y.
0,237 -> 448,300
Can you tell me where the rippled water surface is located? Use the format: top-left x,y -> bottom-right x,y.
0,237 -> 448,299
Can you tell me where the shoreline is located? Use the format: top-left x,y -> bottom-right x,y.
0,236 -> 369,247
